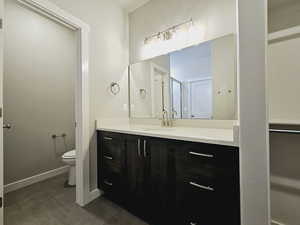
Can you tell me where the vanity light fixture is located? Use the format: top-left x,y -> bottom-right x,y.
144,18 -> 193,45
140,18 -> 204,60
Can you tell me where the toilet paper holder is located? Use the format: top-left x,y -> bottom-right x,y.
52,133 -> 67,139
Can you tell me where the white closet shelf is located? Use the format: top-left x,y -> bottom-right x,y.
269,25 -> 300,41
270,119 -> 300,125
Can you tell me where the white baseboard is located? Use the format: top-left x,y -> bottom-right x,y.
4,166 -> 69,193
86,188 -> 102,205
272,219 -> 286,225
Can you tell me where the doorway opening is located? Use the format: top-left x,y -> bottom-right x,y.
1,1 -> 90,223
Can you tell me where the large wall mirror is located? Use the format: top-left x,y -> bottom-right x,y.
129,34 -> 237,120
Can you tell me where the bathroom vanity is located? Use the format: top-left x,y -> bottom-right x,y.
97,127 -> 240,225
97,29 -> 240,225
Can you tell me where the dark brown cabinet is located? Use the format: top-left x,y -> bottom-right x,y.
168,141 -> 240,225
97,131 -> 240,225
125,135 -> 149,218
144,138 -> 169,224
125,135 -> 169,224
97,132 -> 126,204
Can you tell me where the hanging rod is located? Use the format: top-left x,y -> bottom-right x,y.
269,129 -> 300,134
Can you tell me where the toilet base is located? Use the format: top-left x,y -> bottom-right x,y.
64,180 -> 75,188
67,165 -> 76,186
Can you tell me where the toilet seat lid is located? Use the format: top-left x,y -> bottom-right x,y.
63,150 -> 76,159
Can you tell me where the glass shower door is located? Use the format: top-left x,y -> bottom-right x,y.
171,78 -> 182,119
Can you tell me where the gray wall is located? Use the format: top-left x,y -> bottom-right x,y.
269,0 -> 300,33
4,0 -> 76,184
42,0 -> 130,190
270,129 -> 300,225
4,0 -> 130,190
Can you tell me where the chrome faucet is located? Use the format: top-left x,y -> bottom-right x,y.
161,110 -> 176,127
161,110 -> 169,127
169,110 -> 177,127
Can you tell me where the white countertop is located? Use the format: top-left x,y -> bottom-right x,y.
96,123 -> 238,147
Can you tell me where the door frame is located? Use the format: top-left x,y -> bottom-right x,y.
150,62 -> 170,117
0,0 -> 3,223
188,77 -> 213,119
8,0 -> 91,207
170,77 -> 183,119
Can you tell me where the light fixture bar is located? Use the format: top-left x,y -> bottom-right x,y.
144,18 -> 193,44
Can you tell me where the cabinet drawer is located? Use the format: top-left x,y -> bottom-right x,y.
177,172 -> 215,189
173,142 -> 236,178
100,170 -> 124,203
176,149 -> 216,179
101,132 -> 124,163
101,170 -> 119,190
175,180 -> 216,225
103,156 -> 121,173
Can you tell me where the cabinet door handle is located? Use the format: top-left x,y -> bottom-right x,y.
104,137 -> 113,140
104,180 -> 113,186
104,155 -> 113,160
137,139 -> 141,157
143,140 -> 147,157
189,151 -> 214,158
189,182 -> 214,191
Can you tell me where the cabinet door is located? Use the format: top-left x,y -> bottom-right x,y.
144,138 -> 169,224
125,135 -> 148,217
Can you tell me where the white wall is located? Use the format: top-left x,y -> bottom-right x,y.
4,0 -> 76,184
41,0 -> 130,190
129,0 -> 236,63
212,34 -> 236,120
130,60 -> 153,118
237,0 -> 270,223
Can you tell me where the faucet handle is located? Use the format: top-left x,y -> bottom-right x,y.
172,110 -> 178,119
161,110 -> 169,127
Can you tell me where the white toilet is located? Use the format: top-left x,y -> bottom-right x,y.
62,150 -> 76,186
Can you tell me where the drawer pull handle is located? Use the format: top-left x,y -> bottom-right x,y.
138,139 -> 141,157
104,180 -> 113,186
104,137 -> 113,140
143,140 -> 147,157
189,152 -> 214,158
189,182 -> 214,191
104,155 -> 113,160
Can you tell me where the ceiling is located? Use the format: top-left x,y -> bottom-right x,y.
269,0 -> 298,9
117,0 -> 151,12
118,0 -> 297,12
